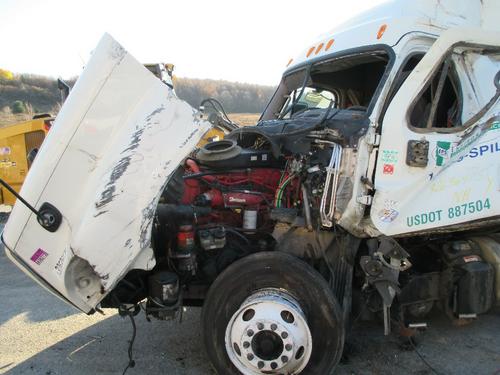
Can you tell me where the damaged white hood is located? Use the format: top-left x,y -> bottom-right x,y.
2,34 -> 210,313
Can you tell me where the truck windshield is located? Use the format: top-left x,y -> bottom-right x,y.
281,87 -> 337,118
262,50 -> 391,120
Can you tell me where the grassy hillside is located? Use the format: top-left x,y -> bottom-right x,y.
0,113 -> 32,127
0,71 -> 275,126
0,74 -> 69,115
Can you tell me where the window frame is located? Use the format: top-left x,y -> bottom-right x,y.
378,51 -> 427,126
406,42 -> 500,134
260,44 -> 396,121
408,54 -> 463,132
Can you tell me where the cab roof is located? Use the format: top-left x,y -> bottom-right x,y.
285,0 -> 499,73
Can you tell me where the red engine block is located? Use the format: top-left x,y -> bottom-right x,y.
181,160 -> 281,209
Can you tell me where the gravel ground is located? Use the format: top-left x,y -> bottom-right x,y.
1,232 -> 499,375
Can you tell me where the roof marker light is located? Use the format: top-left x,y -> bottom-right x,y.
306,46 -> 315,58
325,39 -> 335,51
286,58 -> 293,67
377,24 -> 387,40
315,43 -> 324,55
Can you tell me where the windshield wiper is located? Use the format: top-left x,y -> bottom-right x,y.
278,64 -> 312,119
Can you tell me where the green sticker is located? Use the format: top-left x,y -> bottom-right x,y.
435,141 -> 451,166
490,121 -> 500,131
381,149 -> 399,164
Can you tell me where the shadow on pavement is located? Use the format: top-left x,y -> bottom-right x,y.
0,236 -> 214,375
2,220 -> 499,375
0,247 -> 80,325
4,308 -> 500,375
3,308 -> 214,375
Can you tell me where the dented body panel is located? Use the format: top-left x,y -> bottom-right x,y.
370,28 -> 500,236
2,3 -> 500,374
2,34 -> 209,312
275,0 -> 500,239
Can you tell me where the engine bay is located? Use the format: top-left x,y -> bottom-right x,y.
149,111 -> 357,311
99,105 -> 496,329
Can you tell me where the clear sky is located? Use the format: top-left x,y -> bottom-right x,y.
0,0 -> 387,85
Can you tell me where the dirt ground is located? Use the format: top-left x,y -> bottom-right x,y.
1,225 -> 499,375
0,113 -> 32,127
227,113 -> 260,126
0,113 -> 259,129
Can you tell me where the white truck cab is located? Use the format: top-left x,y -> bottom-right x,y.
3,1 -> 500,374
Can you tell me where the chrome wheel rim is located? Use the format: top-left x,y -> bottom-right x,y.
225,288 -> 312,374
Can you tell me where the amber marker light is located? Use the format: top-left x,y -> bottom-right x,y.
306,46 -> 315,57
325,39 -> 335,51
315,43 -> 324,55
377,24 -> 388,39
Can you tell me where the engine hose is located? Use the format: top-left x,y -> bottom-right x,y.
275,174 -> 295,207
184,158 -> 216,183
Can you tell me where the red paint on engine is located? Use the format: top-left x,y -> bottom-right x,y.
180,160 -> 281,209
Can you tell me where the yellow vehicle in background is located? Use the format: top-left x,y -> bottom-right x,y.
0,114 -> 52,206
0,71 -> 232,210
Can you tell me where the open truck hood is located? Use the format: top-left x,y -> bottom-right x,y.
2,34 -> 210,313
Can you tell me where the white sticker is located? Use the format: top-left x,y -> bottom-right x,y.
54,249 -> 68,275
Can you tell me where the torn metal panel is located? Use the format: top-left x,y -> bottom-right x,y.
2,34 -> 210,313
371,27 -> 500,237
434,115 -> 500,175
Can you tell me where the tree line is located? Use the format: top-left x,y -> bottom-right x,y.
174,77 -> 275,113
0,70 -> 275,116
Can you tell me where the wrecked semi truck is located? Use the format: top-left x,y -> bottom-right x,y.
2,0 -> 500,374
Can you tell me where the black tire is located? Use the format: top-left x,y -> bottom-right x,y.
201,251 -> 345,375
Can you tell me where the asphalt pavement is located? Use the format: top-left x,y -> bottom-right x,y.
1,228 -> 500,375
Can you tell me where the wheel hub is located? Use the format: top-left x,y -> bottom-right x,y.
225,288 -> 312,374
252,330 -> 283,360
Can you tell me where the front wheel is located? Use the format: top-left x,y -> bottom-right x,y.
201,252 -> 344,375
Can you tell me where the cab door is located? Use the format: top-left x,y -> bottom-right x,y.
371,27 -> 500,236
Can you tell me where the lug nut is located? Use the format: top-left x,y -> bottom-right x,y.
285,344 -> 292,351
257,322 -> 264,330
247,329 -> 254,337
271,362 -> 278,370
257,361 -> 264,369
270,323 -> 277,331
243,341 -> 250,349
281,355 -> 289,363
247,353 -> 254,361
281,332 -> 288,339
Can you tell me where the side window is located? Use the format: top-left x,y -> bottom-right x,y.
410,57 -> 461,130
384,53 -> 425,110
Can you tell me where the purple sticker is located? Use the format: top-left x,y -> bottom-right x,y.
30,248 -> 48,265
